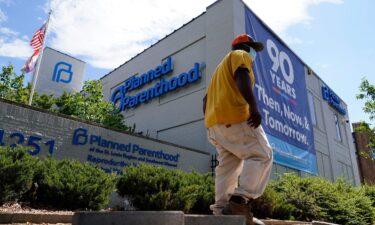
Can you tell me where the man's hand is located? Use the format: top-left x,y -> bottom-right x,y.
248,108 -> 261,128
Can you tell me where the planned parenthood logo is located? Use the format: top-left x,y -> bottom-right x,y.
52,61 -> 73,83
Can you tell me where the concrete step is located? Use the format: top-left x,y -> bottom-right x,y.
263,220 -> 311,225
72,211 -> 340,225
72,211 -> 184,225
0,212 -> 72,224
73,211 -> 246,225
262,219 -> 339,225
0,211 -> 340,225
185,214 -> 245,225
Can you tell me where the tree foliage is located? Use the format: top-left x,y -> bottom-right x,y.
0,64 -> 129,131
356,78 -> 375,154
0,64 -> 29,103
54,80 -> 129,131
358,79 -> 375,121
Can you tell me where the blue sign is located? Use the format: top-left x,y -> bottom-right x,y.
111,57 -> 202,111
245,7 -> 317,174
322,85 -> 346,115
72,128 -> 180,174
52,61 -> 73,83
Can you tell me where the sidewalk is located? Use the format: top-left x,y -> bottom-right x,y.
0,211 -> 340,225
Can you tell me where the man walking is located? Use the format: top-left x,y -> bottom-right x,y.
203,34 -> 273,225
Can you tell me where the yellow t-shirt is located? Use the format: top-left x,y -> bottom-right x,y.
204,50 -> 255,128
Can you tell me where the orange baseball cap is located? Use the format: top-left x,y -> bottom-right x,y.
231,33 -> 264,52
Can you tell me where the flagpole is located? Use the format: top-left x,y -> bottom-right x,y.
28,10 -> 52,106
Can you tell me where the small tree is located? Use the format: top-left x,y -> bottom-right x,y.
33,93 -> 55,110
0,64 -> 129,131
357,79 -> 375,121
0,64 -> 29,103
0,64 -> 55,107
356,78 -> 375,155
54,80 -> 129,131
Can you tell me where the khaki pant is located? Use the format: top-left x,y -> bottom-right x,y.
207,121 -> 273,215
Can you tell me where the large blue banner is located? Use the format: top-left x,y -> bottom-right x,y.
245,7 -> 317,174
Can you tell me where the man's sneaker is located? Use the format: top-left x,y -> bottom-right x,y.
222,195 -> 254,225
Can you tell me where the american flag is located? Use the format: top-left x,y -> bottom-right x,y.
21,22 -> 47,73
21,51 -> 40,73
30,23 -> 47,52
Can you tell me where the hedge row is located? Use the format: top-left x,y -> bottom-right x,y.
0,146 -> 115,210
116,165 -> 375,225
1,145 -> 375,225
116,163 -> 214,214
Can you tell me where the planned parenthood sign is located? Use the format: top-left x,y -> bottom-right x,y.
35,47 -> 85,96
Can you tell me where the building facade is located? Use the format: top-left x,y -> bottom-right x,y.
101,0 -> 360,185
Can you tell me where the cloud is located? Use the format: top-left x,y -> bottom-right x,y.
0,38 -> 32,58
0,27 -> 18,36
40,0 -> 342,69
317,63 -> 330,69
247,0 -> 343,36
0,8 -> 7,23
0,1 -> 32,59
0,0 -> 13,23
46,0 -> 215,69
283,36 -> 304,44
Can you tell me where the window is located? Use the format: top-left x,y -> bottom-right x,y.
338,161 -> 354,185
334,114 -> 342,142
307,92 -> 316,126
316,151 -> 333,181
270,163 -> 301,180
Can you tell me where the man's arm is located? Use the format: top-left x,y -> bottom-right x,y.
235,67 -> 261,128
203,94 -> 207,115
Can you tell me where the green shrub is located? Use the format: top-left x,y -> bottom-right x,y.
0,146 -> 39,203
331,180 -> 374,225
269,173 -> 374,225
0,146 -> 114,210
270,174 -> 324,221
361,184 -> 375,207
3,144 -> 375,224
33,157 -> 115,210
252,185 -> 294,220
183,171 -> 215,214
116,164 -> 214,213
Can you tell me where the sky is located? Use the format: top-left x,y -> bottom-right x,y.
0,0 -> 374,126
